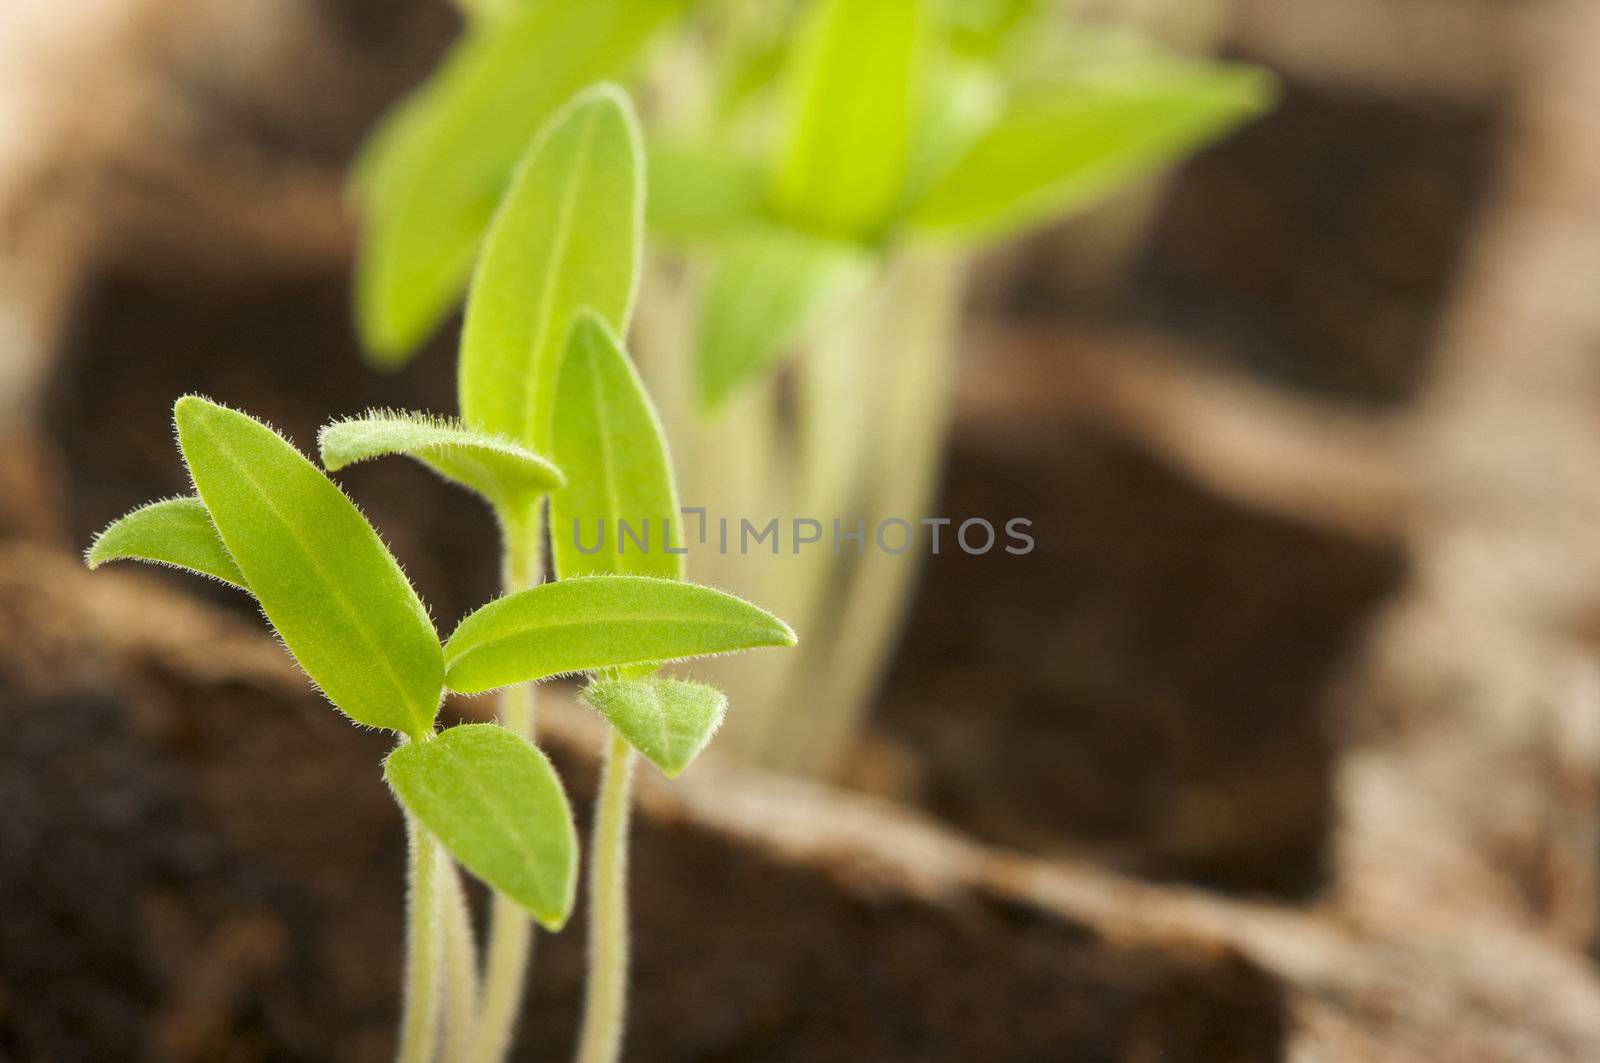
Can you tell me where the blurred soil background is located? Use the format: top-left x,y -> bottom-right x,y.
8,0 -> 1600,1059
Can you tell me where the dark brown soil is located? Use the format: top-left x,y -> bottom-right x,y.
0,629 -> 1286,1061
879,426 -> 1404,898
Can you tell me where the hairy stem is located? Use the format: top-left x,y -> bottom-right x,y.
398,811 -> 444,1063
473,509 -> 543,1063
574,728 -> 636,1063
439,861 -> 479,1063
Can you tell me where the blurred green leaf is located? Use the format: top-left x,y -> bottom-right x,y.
942,0 -> 1048,60
902,57 -> 1005,209
771,0 -> 928,241
695,225 -> 872,414
444,574 -> 795,694
581,676 -> 726,777
86,496 -> 247,591
351,1 -> 676,365
646,137 -> 764,243
319,410 -> 564,513
550,311 -> 682,581
385,724 -> 577,928
174,397 -> 443,737
908,60 -> 1274,245
459,84 -> 645,454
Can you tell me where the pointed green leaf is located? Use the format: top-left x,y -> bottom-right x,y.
319,410 -> 564,512
771,0 -> 928,240
550,311 -> 682,582
581,676 -> 726,778
174,397 -> 443,737
908,61 -> 1274,244
85,496 -> 248,591
695,226 -> 873,413
385,724 -> 577,928
444,574 -> 795,694
458,84 -> 645,453
646,137 -> 764,243
351,2 -> 676,365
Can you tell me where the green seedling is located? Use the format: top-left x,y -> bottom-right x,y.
88,83 -> 798,1063
337,83 -> 792,1062
86,397 -> 577,1062
89,394 -> 791,1061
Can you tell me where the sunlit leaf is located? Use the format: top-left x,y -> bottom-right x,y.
86,496 -> 248,591
944,0 -> 1048,60
385,724 -> 577,928
444,574 -> 795,694
319,410 -> 563,513
174,397 -> 443,737
352,1 -> 676,365
908,60 -> 1273,244
549,311 -> 681,582
581,676 -> 726,777
694,225 -> 873,414
458,84 -> 645,453
771,0 -> 928,241
902,56 -> 1005,209
646,137 -> 764,243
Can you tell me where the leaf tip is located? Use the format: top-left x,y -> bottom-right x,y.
172,392 -> 218,423
535,906 -> 572,933
572,80 -> 637,122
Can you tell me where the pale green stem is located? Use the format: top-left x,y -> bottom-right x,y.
573,728 -> 636,1063
398,811 -> 444,1063
473,509 -> 542,1063
778,252 -> 964,775
439,861 -> 479,1063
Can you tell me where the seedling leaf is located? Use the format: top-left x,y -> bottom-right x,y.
581,676 -> 726,777
385,724 -> 578,928
908,61 -> 1274,244
646,137 -> 764,243
946,0 -> 1049,60
444,574 -> 796,694
695,226 -> 872,414
459,84 -> 644,453
319,410 -> 564,512
771,0 -> 927,240
86,496 -> 248,591
174,397 -> 444,738
550,311 -> 682,582
352,1 -> 676,364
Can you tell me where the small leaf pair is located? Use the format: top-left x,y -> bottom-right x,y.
87,397 -> 578,925
93,396 -> 444,739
